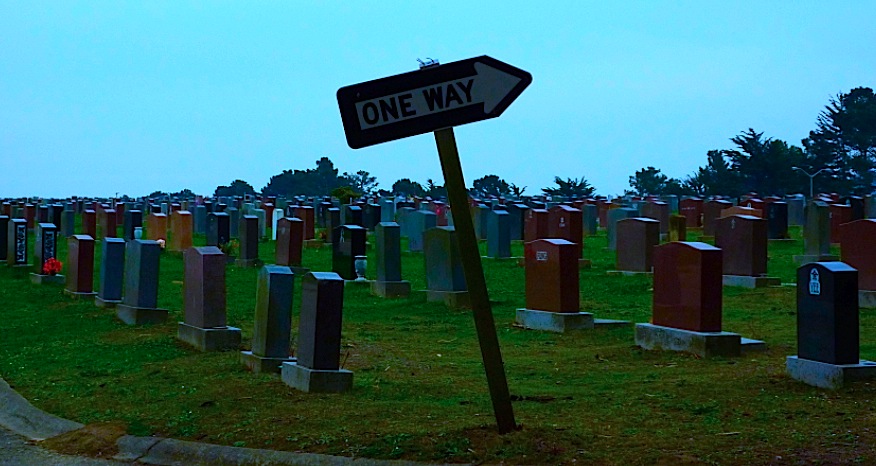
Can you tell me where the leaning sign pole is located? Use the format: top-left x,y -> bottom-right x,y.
337,56 -> 531,434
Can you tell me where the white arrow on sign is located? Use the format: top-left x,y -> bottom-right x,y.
354,62 -> 523,130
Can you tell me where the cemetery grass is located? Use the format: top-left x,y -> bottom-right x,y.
0,227 -> 875,465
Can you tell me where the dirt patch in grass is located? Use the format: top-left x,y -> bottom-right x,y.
39,421 -> 128,458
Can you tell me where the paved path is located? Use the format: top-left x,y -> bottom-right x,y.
0,426 -> 131,466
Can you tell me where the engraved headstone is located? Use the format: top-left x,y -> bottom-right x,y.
96,237 -> 125,308
241,265 -> 296,373
116,239 -> 168,324
65,235 -> 96,297
372,222 -> 411,298
178,246 -> 241,351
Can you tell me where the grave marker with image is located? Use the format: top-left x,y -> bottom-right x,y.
31,223 -> 62,284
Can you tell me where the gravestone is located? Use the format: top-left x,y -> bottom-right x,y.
486,210 -> 511,258
848,196 -> 865,221
668,214 -> 687,242
679,198 -> 703,227
787,262 -> 876,388
64,235 -> 96,298
786,195 -> 806,226
297,206 -> 316,241
326,208 -> 341,246
169,210 -> 193,252
548,205 -> 585,262
83,209 -> 97,239
606,207 -> 638,251
363,203 -> 381,230
276,217 -> 306,274
177,246 -> 241,351
613,217 -> 659,273
581,204 -> 598,235
271,208 -> 283,241
423,226 -> 469,308
829,204 -> 852,244
715,215 -> 779,288
720,205 -> 761,219
505,203 -> 528,241
840,219 -> 876,308
380,198 -> 396,223
474,204 -> 490,240
702,200 -> 732,238
281,272 -> 352,393
206,212 -> 230,247
97,209 -> 117,240
332,225 -> 366,280
50,204 -> 64,230
344,205 -> 363,227
0,216 -> 7,262
766,202 -> 790,239
146,213 -> 168,241
635,242 -> 758,357
236,215 -> 260,267
193,205 -> 207,235
31,222 -> 60,280
24,204 -> 35,230
794,201 -> 837,264
523,209 -> 550,243
60,209 -> 76,238
241,265 -> 296,373
407,210 -> 437,252
116,239 -> 168,325
96,237 -> 126,308
641,201 -> 670,236
252,208 -> 267,239
123,209 -> 143,241
371,222 -> 410,298
226,206 -> 240,239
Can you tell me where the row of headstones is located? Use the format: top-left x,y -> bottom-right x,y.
516,237 -> 876,389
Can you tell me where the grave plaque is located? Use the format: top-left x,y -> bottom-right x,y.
652,242 -> 723,332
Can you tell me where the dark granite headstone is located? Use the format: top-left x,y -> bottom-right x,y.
344,205 -> 363,227
407,210 -> 437,252
766,202 -> 789,239
96,237 -> 125,307
297,272 -> 345,370
641,201 -> 670,234
206,212 -> 230,247
581,204 -> 598,236
715,215 -> 767,277
50,204 -> 64,230
505,203 -> 528,241
474,204 -> 490,240
796,262 -> 859,364
848,196 -> 865,221
652,242 -> 723,332
61,209 -> 76,238
237,215 -> 260,267
487,210 -> 511,258
117,239 -> 167,324
242,265 -> 295,373
424,226 -> 466,292
525,239 -> 578,312
375,222 -> 402,282
326,208 -> 341,246
183,246 -> 227,328
83,209 -> 97,239
123,209 -> 143,241
0,216 -> 7,262
616,218 -> 660,272
332,225 -> 366,280
194,205 -> 207,235
65,235 -> 95,296
276,217 -> 304,267
34,223 -> 58,274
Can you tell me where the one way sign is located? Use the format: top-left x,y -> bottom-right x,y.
337,55 -> 532,149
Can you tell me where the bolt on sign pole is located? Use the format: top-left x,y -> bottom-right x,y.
434,126 -> 516,433
336,55 -> 531,434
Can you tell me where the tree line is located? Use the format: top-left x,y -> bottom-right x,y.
196,86 -> 874,200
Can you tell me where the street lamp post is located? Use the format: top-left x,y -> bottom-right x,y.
792,166 -> 829,199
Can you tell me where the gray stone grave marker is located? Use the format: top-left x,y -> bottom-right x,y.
241,265 -> 296,373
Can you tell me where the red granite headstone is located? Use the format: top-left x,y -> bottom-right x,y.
297,206 -> 315,240
276,217 -> 304,267
652,242 -> 723,332
703,200 -> 732,237
83,210 -> 97,239
679,198 -> 703,227
97,209 -> 117,240
146,213 -> 168,241
65,234 -> 95,295
548,205 -> 583,258
525,239 -> 579,313
840,219 -> 876,291
720,205 -> 761,219
829,204 -> 852,244
523,209 -> 550,243
715,214 -> 767,276
641,201 -> 670,234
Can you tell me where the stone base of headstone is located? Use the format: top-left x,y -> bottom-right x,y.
371,280 -> 411,298
344,278 -> 373,287
280,362 -> 353,393
240,351 -> 295,374
786,356 -> 876,389
94,297 -> 122,309
304,239 -> 324,249
516,309 -> 594,332
29,273 -> 65,285
425,290 -> 470,309
767,238 -> 795,243
722,275 -> 781,289
235,258 -> 262,268
741,337 -> 768,353
63,289 -> 96,300
177,322 -> 242,352
482,255 -> 521,261
792,254 -> 839,265
859,290 -> 876,309
635,323 -> 742,358
606,270 -> 653,276
116,304 -> 169,325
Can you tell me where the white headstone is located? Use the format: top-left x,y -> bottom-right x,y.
271,209 -> 283,241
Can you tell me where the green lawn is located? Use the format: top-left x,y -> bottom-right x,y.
0,223 -> 873,465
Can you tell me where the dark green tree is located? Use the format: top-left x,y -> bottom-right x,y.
728,129 -> 806,196
391,178 -> 425,197
541,176 -> 595,198
425,179 -> 447,199
471,174 -> 510,197
629,166 -> 669,196
262,157 -> 343,196
687,150 -> 744,197
215,180 -> 256,197
340,170 -> 378,195
803,87 -> 876,195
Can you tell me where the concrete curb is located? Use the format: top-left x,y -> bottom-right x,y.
1,377 -> 462,466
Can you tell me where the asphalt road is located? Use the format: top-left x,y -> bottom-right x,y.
0,426 -> 131,466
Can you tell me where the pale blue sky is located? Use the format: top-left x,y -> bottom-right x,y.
1,2 -> 874,198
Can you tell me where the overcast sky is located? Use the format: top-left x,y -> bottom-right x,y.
2,2 -> 874,199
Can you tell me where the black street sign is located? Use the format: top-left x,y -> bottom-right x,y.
337,55 -> 532,149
